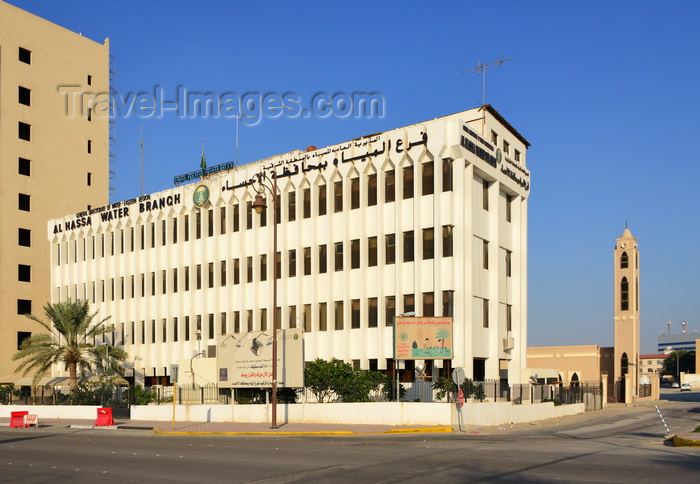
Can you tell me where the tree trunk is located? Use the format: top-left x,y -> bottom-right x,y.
69,363 -> 78,392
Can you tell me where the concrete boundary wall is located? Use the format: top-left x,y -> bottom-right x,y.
1,402 -> 586,427
2,405 -> 102,419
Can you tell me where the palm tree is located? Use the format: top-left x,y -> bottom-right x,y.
12,299 -> 126,392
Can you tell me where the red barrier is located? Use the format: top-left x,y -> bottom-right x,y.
94,407 -> 115,426
10,411 -> 29,428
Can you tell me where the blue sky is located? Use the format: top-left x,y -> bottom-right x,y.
10,1 -> 700,353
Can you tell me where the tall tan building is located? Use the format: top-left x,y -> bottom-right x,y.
613,227 -> 640,394
0,1 -> 110,382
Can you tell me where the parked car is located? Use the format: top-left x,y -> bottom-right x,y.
681,383 -> 692,392
672,382 -> 680,388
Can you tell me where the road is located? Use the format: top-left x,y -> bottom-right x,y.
1,396 -> 699,483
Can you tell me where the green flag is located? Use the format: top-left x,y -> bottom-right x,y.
200,141 -> 206,171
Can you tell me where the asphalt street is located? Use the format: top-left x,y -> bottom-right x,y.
1,393 -> 698,483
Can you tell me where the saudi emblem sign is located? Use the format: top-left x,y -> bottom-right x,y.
193,184 -> 210,208
393,317 -> 453,360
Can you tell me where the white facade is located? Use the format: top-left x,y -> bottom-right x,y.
48,105 -> 531,385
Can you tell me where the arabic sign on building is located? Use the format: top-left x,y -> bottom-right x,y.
393,317 -> 453,360
216,328 -> 304,388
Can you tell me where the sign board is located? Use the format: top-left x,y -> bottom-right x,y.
169,364 -> 179,384
458,388 -> 465,407
393,317 -> 453,360
216,328 -> 304,388
452,367 -> 465,386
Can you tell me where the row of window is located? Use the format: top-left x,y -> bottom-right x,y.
490,129 -> 521,162
86,292 -> 457,347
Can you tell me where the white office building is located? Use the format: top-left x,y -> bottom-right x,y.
48,105 -> 531,386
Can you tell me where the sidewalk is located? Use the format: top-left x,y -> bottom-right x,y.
0,417 -> 451,436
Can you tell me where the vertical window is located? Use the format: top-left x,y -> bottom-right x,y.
173,268 -> 178,293
160,220 -> 165,246
18,264 -> 31,282
220,207 -> 226,234
173,317 -> 179,342
334,181 -> 343,213
351,178 -> 360,209
196,264 -> 202,289
304,305 -> 311,332
141,274 -> 145,296
482,179 -> 489,211
351,299 -> 360,329
620,251 -> 629,269
403,294 -> 415,314
334,242 -> 343,271
246,201 -> 253,229
288,192 -> 296,221
506,304 -> 512,332
234,311 -> 241,333
289,249 -> 297,277
87,75 -> 92,86
621,277 -> 629,311
18,122 -> 31,141
368,237 -> 378,267
233,259 -> 240,285
246,311 -> 253,332
483,298 -> 490,328
442,159 -> 453,192
385,170 -> 395,203
385,234 -> 395,264
233,204 -> 240,232
172,218 -> 177,244
287,306 -> 296,329
18,228 -> 31,247
260,255 -> 267,282
482,239 -> 489,269
351,239 -> 360,269
303,188 -> 311,218
368,298 -> 378,328
18,193 -> 31,211
422,162 -> 434,196
335,301 -> 344,330
318,184 -> 327,216
184,215 -> 189,242
505,250 -> 512,277
503,140 -> 510,154
386,296 -> 395,326
442,290 -> 454,317
422,228 -> 434,260
87,108 -> 92,121
220,260 -> 227,286
151,272 -> 155,296
196,211 -> 202,239
491,130 -> 498,145
163,319 -> 167,343
162,270 -> 167,294
423,292 -> 434,317
275,195 -> 281,224
209,314 -> 215,339
319,245 -> 327,273
319,303 -> 328,331
260,309 -> 267,331
515,149 -> 521,162
17,299 -> 32,315
505,195 -> 512,223
275,252 -> 281,279
304,247 -> 311,275
151,320 -> 156,343
403,166 -> 414,199
87,172 -> 92,186
403,231 -> 414,262
184,266 -> 190,291
442,226 -> 453,257
208,262 -> 214,288
87,140 -> 92,153
247,257 -> 253,283
18,157 -> 31,176
19,47 -> 31,64
368,174 -> 377,206
185,316 -> 191,341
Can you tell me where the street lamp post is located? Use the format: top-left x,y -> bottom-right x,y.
251,170 -> 279,429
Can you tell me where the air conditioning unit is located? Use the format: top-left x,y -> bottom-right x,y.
502,337 -> 514,351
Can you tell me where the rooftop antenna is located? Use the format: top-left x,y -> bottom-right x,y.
462,56 -> 515,106
139,125 -> 145,196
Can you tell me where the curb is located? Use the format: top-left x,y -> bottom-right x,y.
152,425 -> 453,436
673,433 -> 700,447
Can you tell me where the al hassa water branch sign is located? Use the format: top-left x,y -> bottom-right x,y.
393,317 -> 453,360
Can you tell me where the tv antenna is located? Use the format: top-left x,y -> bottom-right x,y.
462,56 -> 515,106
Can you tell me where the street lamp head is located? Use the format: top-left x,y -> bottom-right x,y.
252,193 -> 266,214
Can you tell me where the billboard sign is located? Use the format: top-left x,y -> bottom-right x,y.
393,317 -> 453,360
216,328 -> 304,388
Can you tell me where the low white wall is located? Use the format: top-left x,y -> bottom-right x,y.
2,405 -> 102,420
130,401 -> 584,427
